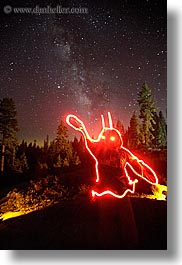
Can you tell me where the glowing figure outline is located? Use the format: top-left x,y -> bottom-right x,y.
66,112 -> 158,199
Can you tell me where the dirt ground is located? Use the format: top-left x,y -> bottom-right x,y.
0,196 -> 167,250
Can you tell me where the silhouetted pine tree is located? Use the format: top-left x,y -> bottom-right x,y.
55,120 -> 80,167
0,98 -> 19,172
127,111 -> 140,149
159,110 -> 167,142
0,98 -> 18,146
137,83 -> 157,148
152,111 -> 167,148
116,119 -> 125,136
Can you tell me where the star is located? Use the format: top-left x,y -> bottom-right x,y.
0,0 -> 166,143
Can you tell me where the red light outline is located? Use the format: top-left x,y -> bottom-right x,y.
66,112 -> 158,198
91,179 -> 138,199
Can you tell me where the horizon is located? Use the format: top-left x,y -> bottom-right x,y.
0,0 -> 166,145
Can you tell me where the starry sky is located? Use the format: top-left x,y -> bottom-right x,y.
0,0 -> 167,144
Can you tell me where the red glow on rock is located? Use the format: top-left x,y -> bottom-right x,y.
66,112 -> 158,199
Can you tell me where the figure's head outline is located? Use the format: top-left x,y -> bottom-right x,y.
66,112 -> 123,147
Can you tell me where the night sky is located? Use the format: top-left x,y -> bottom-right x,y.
0,0 -> 167,144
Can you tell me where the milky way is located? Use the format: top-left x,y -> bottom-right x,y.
0,0 -> 167,143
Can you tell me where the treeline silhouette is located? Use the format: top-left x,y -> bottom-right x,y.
0,83 -> 167,190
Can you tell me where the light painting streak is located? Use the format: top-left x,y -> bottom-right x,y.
108,111 -> 113,128
66,112 -> 159,198
0,211 -> 27,221
91,179 -> 138,199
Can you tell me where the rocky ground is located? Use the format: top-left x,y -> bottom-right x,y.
0,193 -> 167,250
